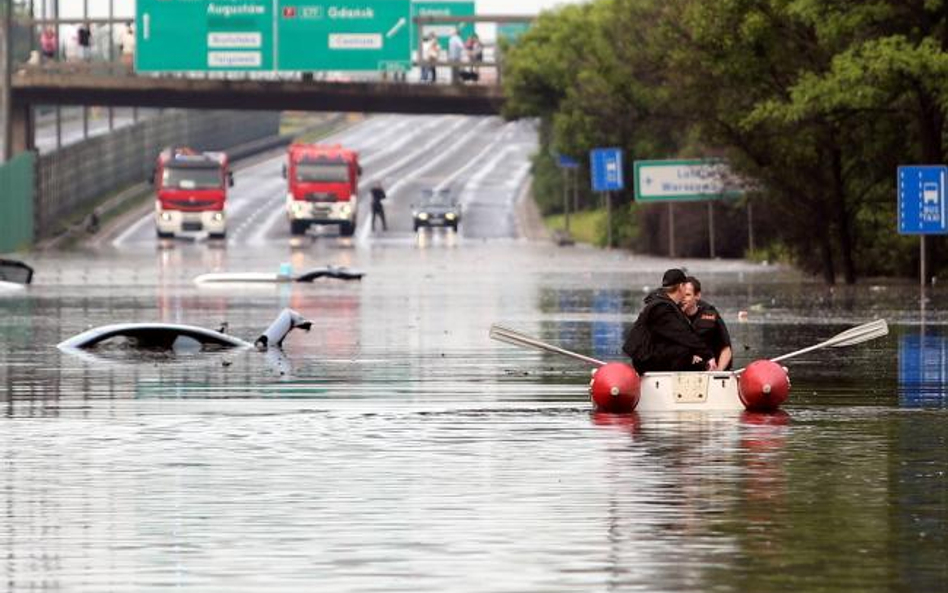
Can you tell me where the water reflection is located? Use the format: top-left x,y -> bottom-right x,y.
898,329 -> 948,407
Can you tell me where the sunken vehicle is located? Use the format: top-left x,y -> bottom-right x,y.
411,188 -> 461,232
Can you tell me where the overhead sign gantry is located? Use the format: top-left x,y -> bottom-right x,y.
137,0 -> 413,72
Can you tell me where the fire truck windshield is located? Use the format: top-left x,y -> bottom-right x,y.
296,162 -> 349,183
162,166 -> 222,190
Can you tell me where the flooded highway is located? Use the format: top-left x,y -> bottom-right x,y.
1,115 -> 946,592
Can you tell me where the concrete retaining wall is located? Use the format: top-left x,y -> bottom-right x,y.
34,110 -> 281,240
0,152 -> 35,253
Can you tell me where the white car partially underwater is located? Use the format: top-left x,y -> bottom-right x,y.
0,259 -> 33,293
58,309 -> 313,367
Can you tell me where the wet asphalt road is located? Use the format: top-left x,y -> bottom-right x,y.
1,114 -> 947,592
107,114 -> 536,249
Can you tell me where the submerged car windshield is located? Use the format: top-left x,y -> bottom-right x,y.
297,162 -> 349,183
163,167 -> 222,189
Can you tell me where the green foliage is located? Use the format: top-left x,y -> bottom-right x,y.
503,0 -> 948,283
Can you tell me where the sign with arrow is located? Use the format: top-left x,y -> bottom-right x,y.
634,159 -> 746,202
136,0 -> 411,72
277,0 -> 412,71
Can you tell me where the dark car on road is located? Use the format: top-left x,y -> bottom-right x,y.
412,188 -> 461,231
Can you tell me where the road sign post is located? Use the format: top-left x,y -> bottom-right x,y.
591,148 -> 624,249
897,165 -> 948,299
634,159 -> 745,257
557,154 -> 579,235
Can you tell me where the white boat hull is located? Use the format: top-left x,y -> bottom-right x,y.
637,371 -> 745,412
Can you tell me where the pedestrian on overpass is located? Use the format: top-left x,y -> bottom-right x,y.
448,28 -> 465,84
120,22 -> 136,71
76,22 -> 92,61
40,27 -> 58,62
423,33 -> 440,83
371,182 -> 388,232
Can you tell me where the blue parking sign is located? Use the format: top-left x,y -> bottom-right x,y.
898,165 -> 948,234
591,148 -> 624,192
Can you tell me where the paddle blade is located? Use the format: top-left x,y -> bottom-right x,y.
828,319 -> 889,348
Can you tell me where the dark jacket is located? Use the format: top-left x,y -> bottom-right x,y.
688,300 -> 732,370
623,290 -> 714,373
370,187 -> 386,212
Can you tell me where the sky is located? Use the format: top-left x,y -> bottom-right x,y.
46,0 -> 581,18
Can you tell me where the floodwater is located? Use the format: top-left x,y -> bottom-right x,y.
1,241 -> 946,593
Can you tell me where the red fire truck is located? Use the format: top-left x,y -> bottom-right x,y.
152,147 -> 233,239
284,143 -> 361,237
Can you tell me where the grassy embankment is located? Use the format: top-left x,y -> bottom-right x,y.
544,210 -> 605,246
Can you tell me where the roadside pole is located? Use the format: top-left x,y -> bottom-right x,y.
708,201 -> 715,258
108,0 -> 114,131
556,154 -> 579,238
920,235 -> 926,299
82,0 -> 88,141
1,0 -> 11,161
747,198 -> 754,253
634,159 -> 745,259
606,190 -> 612,248
562,166 -> 570,234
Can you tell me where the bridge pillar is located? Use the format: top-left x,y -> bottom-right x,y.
1,0 -> 12,161
9,101 -> 33,155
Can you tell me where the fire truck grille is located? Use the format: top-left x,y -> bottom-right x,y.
167,199 -> 217,210
305,193 -> 337,203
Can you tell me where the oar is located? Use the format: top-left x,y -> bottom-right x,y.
737,318 -> 889,372
489,324 -> 606,367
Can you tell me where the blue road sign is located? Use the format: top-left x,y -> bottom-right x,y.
557,154 -> 579,169
898,165 -> 948,234
591,148 -> 624,192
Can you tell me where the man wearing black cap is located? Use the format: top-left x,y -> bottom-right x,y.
622,268 -> 717,373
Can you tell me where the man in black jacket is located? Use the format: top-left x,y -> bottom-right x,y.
370,182 -> 387,232
622,268 -> 717,374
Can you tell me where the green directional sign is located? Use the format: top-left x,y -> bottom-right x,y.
410,1 -> 475,52
137,0 -> 274,71
634,159 -> 746,202
277,0 -> 412,71
497,22 -> 530,45
136,0 -> 412,72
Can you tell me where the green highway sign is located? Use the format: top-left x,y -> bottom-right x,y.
496,22 -> 530,44
634,159 -> 746,202
277,0 -> 412,71
137,0 -> 275,71
410,1 -> 476,52
137,0 -> 412,72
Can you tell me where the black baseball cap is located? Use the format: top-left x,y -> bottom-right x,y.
661,268 -> 687,287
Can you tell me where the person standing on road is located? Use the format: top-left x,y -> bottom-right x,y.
371,182 -> 388,232
681,276 -> 733,370
448,28 -> 465,84
622,268 -> 716,374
